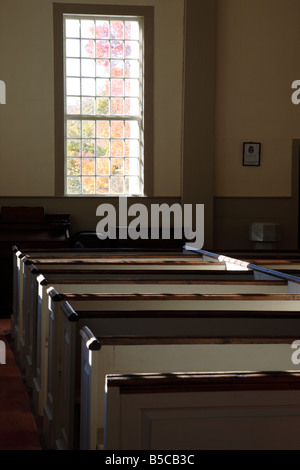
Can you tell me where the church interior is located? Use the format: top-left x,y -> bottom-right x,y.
1,0 -> 300,451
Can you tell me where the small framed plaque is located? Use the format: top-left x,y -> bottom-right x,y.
243,142 -> 261,166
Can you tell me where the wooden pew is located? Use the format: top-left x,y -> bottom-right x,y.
15,243 -> 300,343
31,274 -> 288,418
14,245 -> 300,447
23,242 -> 300,355
16,250 -> 254,358
23,258 -> 287,420
104,370 -> 300,450
12,246 -> 201,344
15,248 -> 300,381
14,251 -> 230,351
26,274 -> 287,432
79,318 -> 300,450
19,243 -> 300,353
18,252 -> 253,355
44,290 -> 300,450
14,246 -> 300,366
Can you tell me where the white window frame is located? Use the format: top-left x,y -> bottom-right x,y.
63,13 -> 145,196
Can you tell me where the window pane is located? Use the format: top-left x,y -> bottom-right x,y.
67,97 -> 80,114
111,79 -> 124,96
82,158 -> 95,175
66,39 -> 80,57
125,97 -> 139,115
125,176 -> 140,194
96,97 -> 110,114
96,40 -> 110,58
81,20 -> 95,38
67,78 -> 80,95
81,39 -> 95,58
125,120 -> 139,138
66,58 -> 80,76
96,59 -> 110,77
96,139 -> 110,156
96,158 -> 110,175
81,59 -> 95,77
82,97 -> 95,115
82,176 -> 95,193
125,158 -> 139,175
67,120 -> 81,138
111,176 -> 124,194
96,78 -> 110,96
111,41 -> 124,58
67,139 -> 81,156
111,21 -> 124,39
111,60 -> 124,77
125,60 -> 139,78
125,21 -> 139,40
111,140 -> 124,157
111,158 -> 124,175
67,158 -> 81,175
66,19 -> 80,38
125,79 -> 139,97
82,121 -> 95,138
125,41 -> 139,59
111,98 -> 124,115
111,120 -> 124,138
96,176 -> 109,194
82,139 -> 95,156
96,121 -> 110,138
67,177 -> 81,194
82,78 -> 95,96
126,139 -> 139,157
96,21 -> 109,39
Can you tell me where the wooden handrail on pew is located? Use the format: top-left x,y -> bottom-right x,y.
105,370 -> 300,393
49,290 -> 300,302
104,370 -> 300,450
12,245 -> 186,254
21,255 -> 220,266
37,275 -> 288,287
188,246 -> 300,283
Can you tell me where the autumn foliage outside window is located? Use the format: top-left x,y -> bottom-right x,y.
64,15 -> 144,195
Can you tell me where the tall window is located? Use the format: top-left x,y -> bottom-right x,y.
62,13 -> 146,196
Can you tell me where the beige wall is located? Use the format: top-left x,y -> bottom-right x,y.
1,0 -> 299,249
0,0 -> 184,197
214,0 -> 300,198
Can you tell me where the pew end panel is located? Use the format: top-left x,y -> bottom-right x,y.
104,371 -> 300,450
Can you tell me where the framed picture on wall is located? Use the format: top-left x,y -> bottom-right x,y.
243,142 -> 261,166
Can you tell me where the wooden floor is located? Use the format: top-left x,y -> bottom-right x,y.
0,318 -> 43,450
